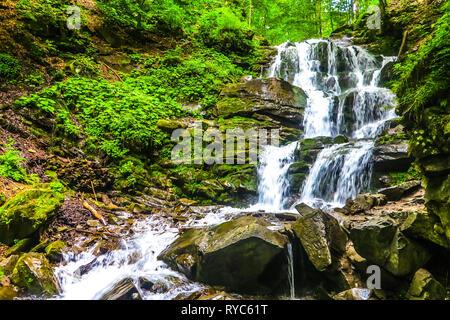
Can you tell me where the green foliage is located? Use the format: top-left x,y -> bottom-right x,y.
392,1 -> 450,158
0,142 -> 28,182
0,54 -> 21,80
389,165 -> 421,186
197,7 -> 255,56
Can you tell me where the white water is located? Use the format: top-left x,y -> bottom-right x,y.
250,142 -> 298,212
267,39 -> 397,208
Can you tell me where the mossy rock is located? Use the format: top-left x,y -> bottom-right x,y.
6,238 -> 34,257
0,188 -> 65,246
406,268 -> 446,300
11,253 -> 60,296
45,240 -> 66,263
159,215 -> 289,295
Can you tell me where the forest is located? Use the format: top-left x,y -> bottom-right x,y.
0,0 -> 449,304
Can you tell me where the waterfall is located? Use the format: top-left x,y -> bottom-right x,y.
267,39 -> 397,208
251,142 -> 298,212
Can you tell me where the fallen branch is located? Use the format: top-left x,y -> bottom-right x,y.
398,30 -> 408,57
83,200 -> 107,225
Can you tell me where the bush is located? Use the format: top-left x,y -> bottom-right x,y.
0,54 -> 21,80
197,7 -> 255,56
0,142 -> 28,182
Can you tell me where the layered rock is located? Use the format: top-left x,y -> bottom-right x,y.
214,78 -> 307,130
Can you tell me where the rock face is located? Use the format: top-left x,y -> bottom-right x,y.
378,180 -> 421,201
292,206 -> 347,272
373,141 -> 413,172
349,217 -> 431,277
158,215 -> 289,295
406,268 -> 446,300
0,188 -> 65,246
10,253 -> 61,296
215,78 -> 307,128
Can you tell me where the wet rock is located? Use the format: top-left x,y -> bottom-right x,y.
11,253 -> 61,296
0,187 -> 65,246
100,278 -> 142,300
215,78 -> 307,128
406,268 -> 446,300
294,202 -> 316,216
156,119 -> 188,131
292,208 -> 348,271
186,288 -> 237,300
350,217 -> 431,276
159,215 -> 289,295
379,180 -> 421,201
138,277 -> 154,291
343,193 -> 387,215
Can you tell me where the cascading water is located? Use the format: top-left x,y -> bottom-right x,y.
268,39 -> 397,208
251,142 -> 298,212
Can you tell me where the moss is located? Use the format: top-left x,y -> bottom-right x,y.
10,253 -> 59,296
0,193 -> 5,207
0,186 -> 65,246
215,97 -> 254,117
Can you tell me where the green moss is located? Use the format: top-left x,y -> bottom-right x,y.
0,186 -> 65,245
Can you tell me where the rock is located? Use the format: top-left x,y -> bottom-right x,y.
350,217 -> 431,277
158,215 -> 289,295
100,278 -> 142,300
401,210 -> 450,249
6,238 -> 34,257
87,219 -> 101,227
156,119 -> 188,131
379,180 -> 421,201
0,286 -> 19,300
0,187 -> 65,246
11,253 -> 61,296
406,268 -> 446,300
138,277 -> 154,291
45,240 -> 66,263
333,288 -> 372,300
294,202 -> 316,216
0,255 -> 19,276
379,61 -> 395,88
343,193 -> 387,214
292,208 -> 348,271
373,141 -> 413,172
215,78 -> 307,128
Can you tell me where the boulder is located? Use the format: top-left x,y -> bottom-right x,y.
350,217 -> 431,277
0,255 -> 19,276
343,193 -> 387,215
215,78 -> 307,128
100,278 -> 142,300
0,188 -> 65,246
5,238 -> 34,257
406,268 -> 446,300
0,286 -> 19,300
378,180 -> 421,201
158,215 -> 289,295
292,208 -> 347,272
10,253 -> 61,296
